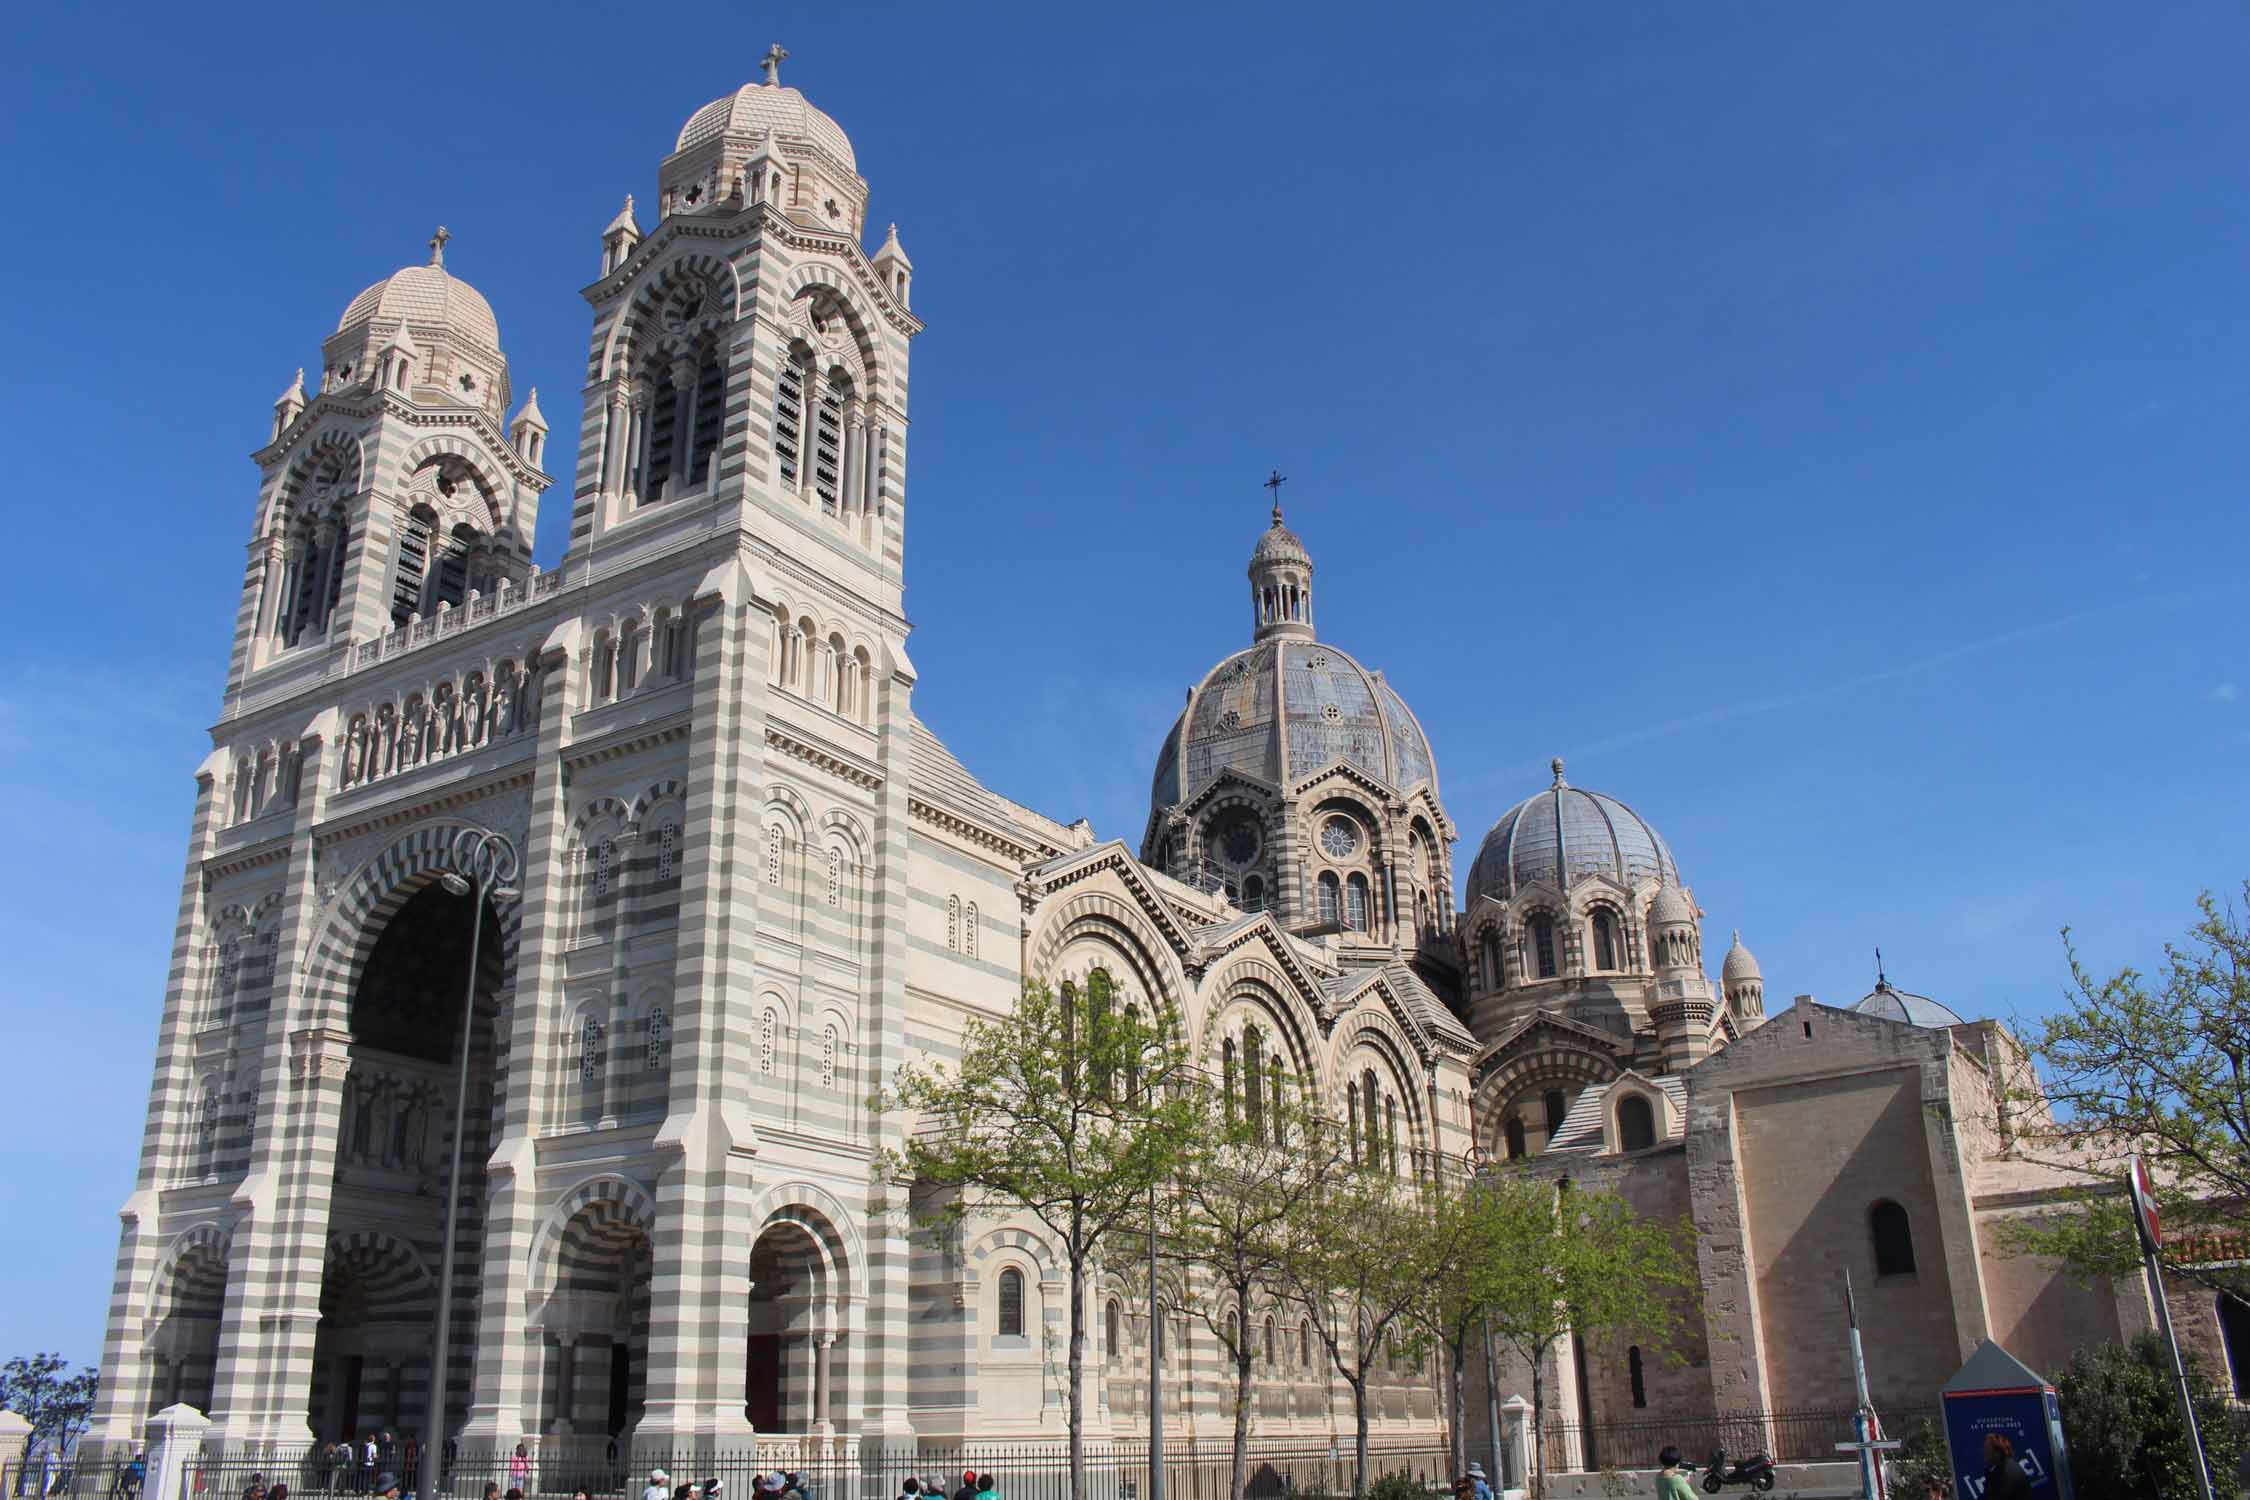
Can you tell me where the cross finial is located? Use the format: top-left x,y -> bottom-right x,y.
761,43 -> 789,86
428,225 -> 450,267
1874,946 -> 1887,988
1263,468 -> 1287,525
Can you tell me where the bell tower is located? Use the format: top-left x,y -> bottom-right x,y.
232,229 -> 550,694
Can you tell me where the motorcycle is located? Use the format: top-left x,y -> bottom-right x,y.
1699,1449 -> 1777,1493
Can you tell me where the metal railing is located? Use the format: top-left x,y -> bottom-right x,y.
1537,1409 -> 1940,1473
184,1442 -> 1455,1500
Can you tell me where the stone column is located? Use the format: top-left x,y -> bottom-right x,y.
633,560 -> 767,1448
551,1337 -> 579,1435
812,1335 -> 834,1435
601,385 -> 632,502
1499,1395 -> 1531,1492
460,620 -> 583,1448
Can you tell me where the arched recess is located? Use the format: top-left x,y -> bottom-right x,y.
1470,1036 -> 1621,1162
308,1230 -> 437,1441
1330,1012 -> 1430,1175
527,1174 -> 658,1442
143,1224 -> 231,1416
1024,886 -> 1193,1037
301,820 -> 523,1446
600,252 -> 745,383
742,1187 -> 862,1435
772,266 -> 888,406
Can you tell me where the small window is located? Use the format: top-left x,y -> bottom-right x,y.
2219,1296 -> 2250,1398
1618,1094 -> 1655,1152
1318,872 -> 1341,925
1544,1089 -> 1569,1134
997,1267 -> 1025,1337
1592,909 -> 1619,971
1504,1115 -> 1527,1160
1106,1298 -> 1122,1357
1299,1320 -> 1312,1369
1629,1345 -> 1646,1408
1870,1200 -> 1916,1276
1345,873 -> 1371,932
1264,1315 -> 1277,1366
1532,915 -> 1558,978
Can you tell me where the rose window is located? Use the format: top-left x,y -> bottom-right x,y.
1319,817 -> 1359,859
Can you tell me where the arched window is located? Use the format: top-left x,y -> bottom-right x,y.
1264,1314 -> 1277,1366
765,824 -> 784,886
1870,1200 -> 1916,1276
1269,1057 -> 1286,1147
1242,874 -> 1265,912
1299,1320 -> 1312,1369
1318,872 -> 1341,926
1223,1036 -> 1239,1124
946,894 -> 960,952
645,1005 -> 668,1070
2219,1296 -> 2250,1398
773,350 -> 807,489
1504,1115 -> 1527,1160
1244,1026 -> 1265,1141
1629,1346 -> 1646,1408
759,1006 -> 778,1075
997,1267 -> 1025,1337
1345,873 -> 1371,932
1544,1089 -> 1569,1136
1107,1298 -> 1122,1358
826,846 -> 842,907
1480,929 -> 1503,990
1618,1094 -> 1655,1152
1531,915 -> 1558,978
1361,1070 -> 1381,1165
964,902 -> 979,960
821,1024 -> 839,1089
1592,909 -> 1620,971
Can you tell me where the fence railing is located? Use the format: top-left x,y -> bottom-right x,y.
182,1443 -> 1456,1500
0,1457 -> 130,1500
1538,1409 -> 1940,1473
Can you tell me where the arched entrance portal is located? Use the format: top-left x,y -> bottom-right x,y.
147,1236 -> 229,1416
310,877 -> 507,1444
534,1195 -> 653,1447
744,1215 -> 848,1436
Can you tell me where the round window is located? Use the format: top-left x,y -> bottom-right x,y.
1319,817 -> 1359,859
1209,813 -> 1261,868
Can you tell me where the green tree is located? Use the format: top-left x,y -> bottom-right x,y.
0,1353 -> 97,1458
2005,886 -> 2250,1285
1168,1079 -> 1346,1500
1475,1175 -> 1693,1500
878,975 -> 1200,1500
1414,1170 -> 1512,1476
1278,1165 -> 1471,1499
2055,1332 -> 2241,1500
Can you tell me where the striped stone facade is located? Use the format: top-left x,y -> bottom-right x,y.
91,68 -> 1469,1460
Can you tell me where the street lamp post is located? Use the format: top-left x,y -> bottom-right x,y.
419,827 -> 520,1500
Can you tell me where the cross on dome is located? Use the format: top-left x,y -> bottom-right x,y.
1264,468 -> 1288,525
428,225 -> 450,267
761,43 -> 789,86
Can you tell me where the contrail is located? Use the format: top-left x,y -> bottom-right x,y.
1567,607 -> 2103,758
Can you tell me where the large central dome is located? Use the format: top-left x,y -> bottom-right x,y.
1151,639 -> 1438,808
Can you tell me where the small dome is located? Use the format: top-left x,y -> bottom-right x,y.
1466,760 -> 1680,906
1649,884 -> 1695,928
338,262 -> 501,353
1721,931 -> 1762,984
1853,978 -> 1963,1029
1153,639 -> 1438,806
677,82 -> 855,170
1250,517 -> 1310,569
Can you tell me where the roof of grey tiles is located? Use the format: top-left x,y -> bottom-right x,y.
1853,978 -> 1965,1029
1465,759 -> 1679,906
1544,1076 -> 1687,1156
910,715 -> 1081,853
1320,962 -> 1478,1051
1152,639 -> 1440,810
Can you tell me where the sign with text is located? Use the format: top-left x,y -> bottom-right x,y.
1941,1343 -> 2075,1500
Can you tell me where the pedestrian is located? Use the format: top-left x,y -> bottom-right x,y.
1466,1465 -> 1492,1500
511,1448 -> 531,1492
896,1478 -> 922,1500
953,1473 -> 978,1500
1655,1448 -> 1697,1500
482,1482 -> 501,1500
644,1471 -> 672,1500
363,1437 -> 380,1494
273,1483 -> 291,1500
1982,1436 -> 2029,1500
373,1476 -> 401,1500
973,1475 -> 997,1500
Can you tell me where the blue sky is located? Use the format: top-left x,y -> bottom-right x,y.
2,0 -> 2245,1366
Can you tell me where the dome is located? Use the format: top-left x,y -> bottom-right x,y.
337,262 -> 501,353
1721,931 -> 1762,984
1251,518 -> 1310,568
1649,884 -> 1695,928
1853,977 -> 1963,1029
1466,760 -> 1680,906
676,82 -> 856,171
1152,639 -> 1439,807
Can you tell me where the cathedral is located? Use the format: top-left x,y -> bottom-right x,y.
93,54 -> 2165,1470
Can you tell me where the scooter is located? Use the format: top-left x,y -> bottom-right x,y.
1700,1449 -> 1777,1493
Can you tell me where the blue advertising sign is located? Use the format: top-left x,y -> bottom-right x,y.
1940,1343 -> 2075,1500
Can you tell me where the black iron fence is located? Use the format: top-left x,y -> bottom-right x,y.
182,1443 -> 1456,1500
0,1457 -> 132,1500
1538,1409 -> 1941,1473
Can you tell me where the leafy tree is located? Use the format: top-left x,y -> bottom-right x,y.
1474,1175 -> 1693,1500
1885,1418 -> 1953,1500
1167,1078 -> 1346,1500
878,975 -> 1200,1500
2004,887 -> 2250,1286
1278,1165 -> 1471,1499
1415,1170 -> 1513,1477
2055,1332 -> 2241,1500
0,1353 -> 98,1457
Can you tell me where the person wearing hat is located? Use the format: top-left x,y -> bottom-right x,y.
952,1473 -> 977,1500
1467,1464 -> 1492,1500
643,1471 -> 672,1500
371,1476 -> 401,1500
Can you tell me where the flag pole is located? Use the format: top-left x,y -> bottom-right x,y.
1845,1272 -> 1881,1500
2130,1153 -> 2216,1500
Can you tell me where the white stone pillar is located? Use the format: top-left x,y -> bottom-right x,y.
143,1405 -> 209,1500
1500,1396 -> 1531,1494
